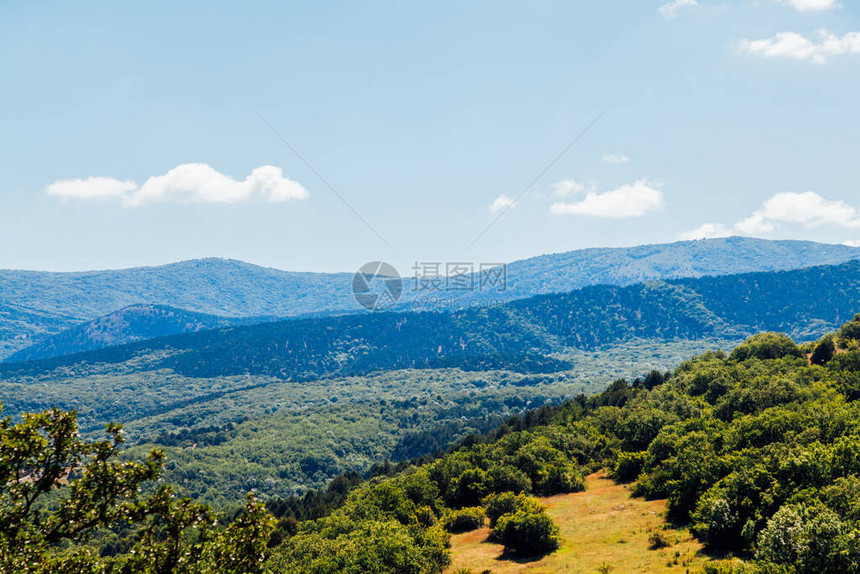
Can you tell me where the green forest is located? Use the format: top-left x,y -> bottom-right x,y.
6,314 -> 860,572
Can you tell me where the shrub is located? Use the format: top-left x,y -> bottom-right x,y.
482,492 -> 521,527
612,451 -> 647,483
448,467 -> 490,508
729,333 -> 801,362
838,314 -> 860,342
811,337 -> 836,366
482,492 -> 544,528
648,530 -> 672,549
829,350 -> 860,373
442,507 -> 485,533
492,503 -> 560,555
691,495 -> 739,549
485,464 -> 531,495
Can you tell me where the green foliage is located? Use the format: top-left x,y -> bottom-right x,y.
491,495 -> 560,555
729,332 -> 802,362
648,530 -> 672,549
612,450 -> 648,483
482,492 -> 522,527
0,406 -> 163,569
811,337 -> 836,366
268,471 -> 451,573
0,403 -> 275,573
442,507 -> 485,533
263,313 -> 860,572
838,314 -> 860,342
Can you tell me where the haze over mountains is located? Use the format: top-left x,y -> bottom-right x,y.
1,237 -> 858,361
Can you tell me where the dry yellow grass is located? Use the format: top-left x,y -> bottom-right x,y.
446,472 -> 711,574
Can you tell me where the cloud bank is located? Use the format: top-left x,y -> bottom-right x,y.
681,191 -> 860,240
779,0 -> 840,12
47,164 -> 308,207
551,179 -> 664,218
659,0 -> 698,19
739,29 -> 860,63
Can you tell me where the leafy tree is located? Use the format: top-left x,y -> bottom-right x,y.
838,314 -> 860,342
811,337 -> 836,366
492,496 -> 560,555
729,332 -> 801,362
442,507 -> 485,533
0,406 -> 163,570
482,492 -> 521,528
0,404 -> 275,572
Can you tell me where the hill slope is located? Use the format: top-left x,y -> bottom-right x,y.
1,237 -> 857,359
499,236 -> 860,296
262,314 -> 860,573
3,260 -> 859,384
447,473 -> 706,573
3,304 -> 275,363
0,259 -> 353,358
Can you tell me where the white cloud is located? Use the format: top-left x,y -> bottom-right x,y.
739,29 -> 860,63
779,0 -> 840,13
551,179 -> 588,197
679,223 -> 732,241
490,194 -> 515,212
551,179 -> 664,218
844,240 -> 860,247
47,176 -> 137,200
659,0 -> 698,19
127,164 -> 307,206
602,153 -> 631,165
738,191 -> 860,232
680,191 -> 860,240
47,164 -> 308,207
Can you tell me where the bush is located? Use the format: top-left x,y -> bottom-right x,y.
493,506 -> 560,555
838,314 -> 860,341
442,507 -> 485,533
648,530 -> 672,549
811,338 -> 836,366
482,492 -> 544,528
729,333 -> 801,362
482,492 -> 521,527
612,451 -> 647,483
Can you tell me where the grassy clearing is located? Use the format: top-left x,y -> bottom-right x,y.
447,473 -> 710,573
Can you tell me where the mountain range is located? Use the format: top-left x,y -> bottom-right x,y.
1,237 -> 858,361
5,258 -> 859,383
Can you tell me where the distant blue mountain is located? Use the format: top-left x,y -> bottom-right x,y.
1,237 -> 858,359
3,304 -> 277,363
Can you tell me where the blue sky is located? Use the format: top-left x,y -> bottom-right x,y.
1,0 -> 859,273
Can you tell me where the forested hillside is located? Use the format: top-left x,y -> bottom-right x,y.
495,236 -> 860,297
8,315 -> 860,572
2,261 -> 860,505
2,237 -> 857,359
4,304 -> 273,363
261,315 -> 860,573
0,258 -> 353,358
5,260 -> 858,382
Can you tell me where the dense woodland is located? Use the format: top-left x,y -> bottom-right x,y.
5,314 -> 860,572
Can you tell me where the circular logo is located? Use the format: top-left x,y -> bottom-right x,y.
352,261 -> 402,311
